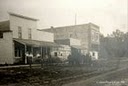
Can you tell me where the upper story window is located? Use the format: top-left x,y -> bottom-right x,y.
28,28 -> 32,39
0,32 -> 3,38
91,30 -> 99,43
18,26 -> 22,38
92,52 -> 95,56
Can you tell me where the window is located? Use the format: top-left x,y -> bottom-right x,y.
91,30 -> 99,43
0,32 -> 3,38
54,52 -> 57,56
18,26 -> 22,38
28,28 -> 32,39
15,49 -> 22,57
92,52 -> 95,56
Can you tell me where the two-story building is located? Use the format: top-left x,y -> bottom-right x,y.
0,12 -> 60,64
42,23 -> 100,60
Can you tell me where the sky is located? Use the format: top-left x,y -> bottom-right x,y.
0,0 -> 127,36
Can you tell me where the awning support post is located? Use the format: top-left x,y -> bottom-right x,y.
45,46 -> 47,54
31,46 -> 33,55
41,46 -> 43,58
25,45 -> 27,64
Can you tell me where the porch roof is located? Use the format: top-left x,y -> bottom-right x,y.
13,38 -> 61,47
71,45 -> 87,50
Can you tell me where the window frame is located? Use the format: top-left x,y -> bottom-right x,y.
18,26 -> 22,38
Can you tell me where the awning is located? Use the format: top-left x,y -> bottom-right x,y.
71,45 -> 87,50
13,38 -> 61,47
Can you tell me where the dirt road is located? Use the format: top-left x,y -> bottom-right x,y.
63,67 -> 128,86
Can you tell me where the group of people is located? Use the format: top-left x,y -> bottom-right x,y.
25,52 -> 51,64
67,53 -> 92,65
25,51 -> 93,67
25,52 -> 41,64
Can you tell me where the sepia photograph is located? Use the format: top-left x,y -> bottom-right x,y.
0,0 -> 127,86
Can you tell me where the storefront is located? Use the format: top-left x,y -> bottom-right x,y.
13,38 -> 60,64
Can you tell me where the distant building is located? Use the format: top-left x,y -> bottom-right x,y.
42,23 -> 100,60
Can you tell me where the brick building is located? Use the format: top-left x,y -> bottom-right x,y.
42,23 -> 100,60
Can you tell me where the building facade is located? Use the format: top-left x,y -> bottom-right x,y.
9,12 -> 54,42
51,45 -> 71,61
42,23 -> 100,60
0,31 -> 14,64
0,12 -> 56,64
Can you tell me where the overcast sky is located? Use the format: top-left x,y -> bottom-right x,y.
0,0 -> 127,35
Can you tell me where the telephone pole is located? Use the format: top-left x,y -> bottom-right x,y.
75,13 -> 77,25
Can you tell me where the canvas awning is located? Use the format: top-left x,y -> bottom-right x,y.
13,38 -> 61,47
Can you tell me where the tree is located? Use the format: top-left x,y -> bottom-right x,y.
100,29 -> 128,59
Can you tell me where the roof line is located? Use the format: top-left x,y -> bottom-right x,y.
41,22 -> 99,30
88,22 -> 100,28
8,12 -> 39,21
41,23 -> 88,30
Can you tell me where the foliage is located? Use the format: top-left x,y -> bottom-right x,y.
100,29 -> 128,59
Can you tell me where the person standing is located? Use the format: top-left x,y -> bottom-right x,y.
28,52 -> 33,69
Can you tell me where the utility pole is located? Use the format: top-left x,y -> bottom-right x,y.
74,13 -> 78,38
75,13 -> 77,25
